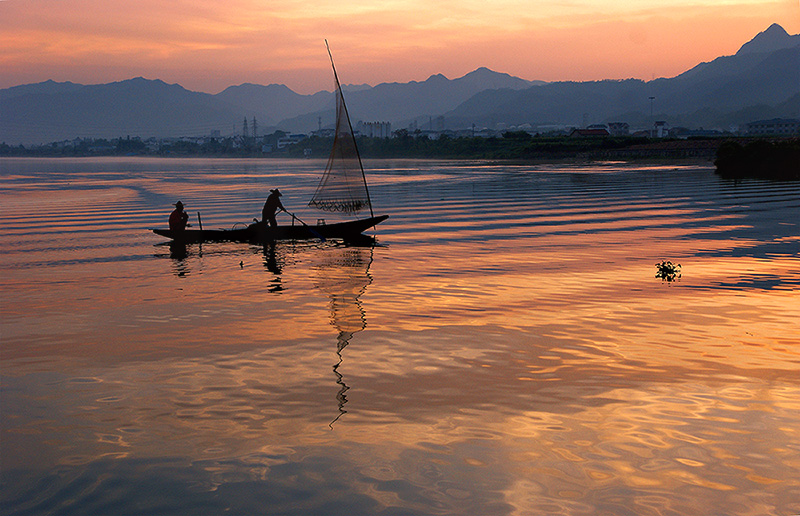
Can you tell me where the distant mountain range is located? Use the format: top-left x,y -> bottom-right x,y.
1,23 -> 798,145
444,24 -> 800,131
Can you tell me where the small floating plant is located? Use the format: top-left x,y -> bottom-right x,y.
655,260 -> 681,282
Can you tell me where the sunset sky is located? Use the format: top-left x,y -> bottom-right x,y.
1,0 -> 798,94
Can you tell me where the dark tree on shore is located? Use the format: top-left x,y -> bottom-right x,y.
715,139 -> 800,180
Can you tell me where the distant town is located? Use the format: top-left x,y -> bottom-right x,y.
2,117 -> 798,161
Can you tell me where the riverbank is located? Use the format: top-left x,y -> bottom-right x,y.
0,134 -> 722,160
3,136 -> 797,180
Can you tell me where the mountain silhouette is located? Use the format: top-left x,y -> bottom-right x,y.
1,24 -> 797,145
1,78 -> 249,144
443,25 -> 799,130
736,23 -> 800,55
215,83 -> 331,127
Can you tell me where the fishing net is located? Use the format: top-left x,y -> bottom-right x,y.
308,45 -> 372,215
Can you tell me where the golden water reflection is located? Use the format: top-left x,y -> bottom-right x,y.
6,323 -> 796,514
2,158 -> 800,515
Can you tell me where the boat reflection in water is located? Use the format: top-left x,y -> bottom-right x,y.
169,241 -> 189,261
311,243 -> 375,426
154,236 -> 376,426
152,241 -> 194,276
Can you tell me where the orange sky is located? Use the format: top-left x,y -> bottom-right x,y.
1,0 -> 798,94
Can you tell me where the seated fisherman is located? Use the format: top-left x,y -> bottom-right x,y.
169,201 -> 190,231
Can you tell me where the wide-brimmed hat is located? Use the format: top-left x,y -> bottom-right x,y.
173,201 -> 184,208
270,189 -> 282,196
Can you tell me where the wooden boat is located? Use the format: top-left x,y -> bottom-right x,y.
152,215 -> 388,243
152,42 -> 388,244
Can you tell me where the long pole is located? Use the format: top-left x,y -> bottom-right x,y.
284,209 -> 325,241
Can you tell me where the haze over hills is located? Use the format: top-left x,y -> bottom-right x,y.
444,24 -> 800,131
1,23 -> 797,145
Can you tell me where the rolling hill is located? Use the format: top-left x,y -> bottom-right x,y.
1,23 -> 797,145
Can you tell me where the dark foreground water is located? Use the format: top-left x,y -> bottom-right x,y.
1,157 -> 799,516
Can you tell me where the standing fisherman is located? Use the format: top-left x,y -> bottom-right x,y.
262,189 -> 286,228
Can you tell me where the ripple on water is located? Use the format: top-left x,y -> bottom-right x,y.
1,158 -> 799,515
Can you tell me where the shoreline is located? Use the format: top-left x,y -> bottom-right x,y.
2,137 -> 796,180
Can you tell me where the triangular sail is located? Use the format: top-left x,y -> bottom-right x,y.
309,42 -> 374,217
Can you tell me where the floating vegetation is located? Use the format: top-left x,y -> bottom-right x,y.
656,260 -> 681,282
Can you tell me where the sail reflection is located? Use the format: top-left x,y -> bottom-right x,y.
312,244 -> 375,426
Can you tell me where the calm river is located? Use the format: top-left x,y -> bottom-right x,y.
1,157 -> 799,515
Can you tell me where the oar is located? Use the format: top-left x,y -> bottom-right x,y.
283,210 -> 325,241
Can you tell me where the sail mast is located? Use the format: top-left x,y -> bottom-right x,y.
325,40 -> 374,219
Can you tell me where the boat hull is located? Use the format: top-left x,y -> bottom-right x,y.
152,215 -> 388,243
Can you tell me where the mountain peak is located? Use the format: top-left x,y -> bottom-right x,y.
456,67 -> 538,89
220,83 -> 295,94
464,67 -> 496,76
736,23 -> 799,55
424,73 -> 449,83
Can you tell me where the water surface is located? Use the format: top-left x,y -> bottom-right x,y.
1,157 -> 799,515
